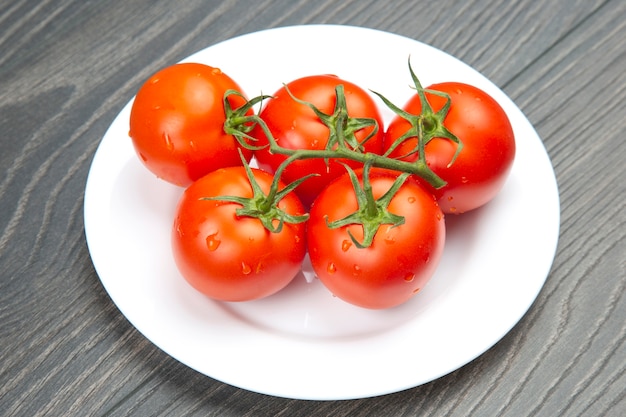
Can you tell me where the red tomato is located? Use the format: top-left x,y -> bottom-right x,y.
307,169 -> 445,309
384,82 -> 515,214
251,74 -> 384,207
129,63 -> 253,187
171,166 -> 307,302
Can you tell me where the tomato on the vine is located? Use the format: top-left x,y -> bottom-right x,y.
129,62 -> 253,187
171,166 -> 307,302
383,81 -> 515,214
306,168 -> 445,309
251,74 -> 385,207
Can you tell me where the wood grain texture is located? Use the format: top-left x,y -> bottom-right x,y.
0,0 -> 624,416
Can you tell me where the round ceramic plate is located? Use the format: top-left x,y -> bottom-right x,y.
84,25 -> 560,400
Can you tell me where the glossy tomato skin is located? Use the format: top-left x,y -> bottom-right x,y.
251,74 -> 384,207
129,63 -> 252,187
172,166 -> 306,302
384,82 -> 515,214
306,169 -> 445,309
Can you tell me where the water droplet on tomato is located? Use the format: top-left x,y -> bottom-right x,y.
327,262 -> 337,274
241,262 -> 252,275
413,287 -> 421,294
461,176 -> 468,184
341,239 -> 352,252
255,262 -> 264,274
447,196 -> 454,201
436,213 -> 442,221
384,235 -> 395,244
150,77 -> 160,84
164,133 -> 174,151
206,233 -> 220,251
404,273 -> 415,282
189,140 -> 197,150
139,152 -> 148,162
407,196 -> 416,203
449,207 -> 457,213
352,264 -> 361,276
211,67 -> 222,75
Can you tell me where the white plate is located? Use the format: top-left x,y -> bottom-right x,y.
84,25 -> 560,400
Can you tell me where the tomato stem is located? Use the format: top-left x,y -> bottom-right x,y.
202,150 -> 310,233
361,162 -> 379,218
266,139 -> 445,189
282,84 -> 379,153
372,58 -> 463,169
213,61 -> 465,234
326,162 -> 408,249
222,89 -> 273,151
223,84 -> 447,189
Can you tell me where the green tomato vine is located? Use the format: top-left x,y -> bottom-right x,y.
210,60 -> 461,248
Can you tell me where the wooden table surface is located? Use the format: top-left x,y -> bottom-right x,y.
1,0 -> 624,415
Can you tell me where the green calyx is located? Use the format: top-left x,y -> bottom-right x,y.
202,151 -> 311,233
326,162 -> 409,249
372,58 -> 463,168
222,89 -> 272,151
283,83 -> 379,153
